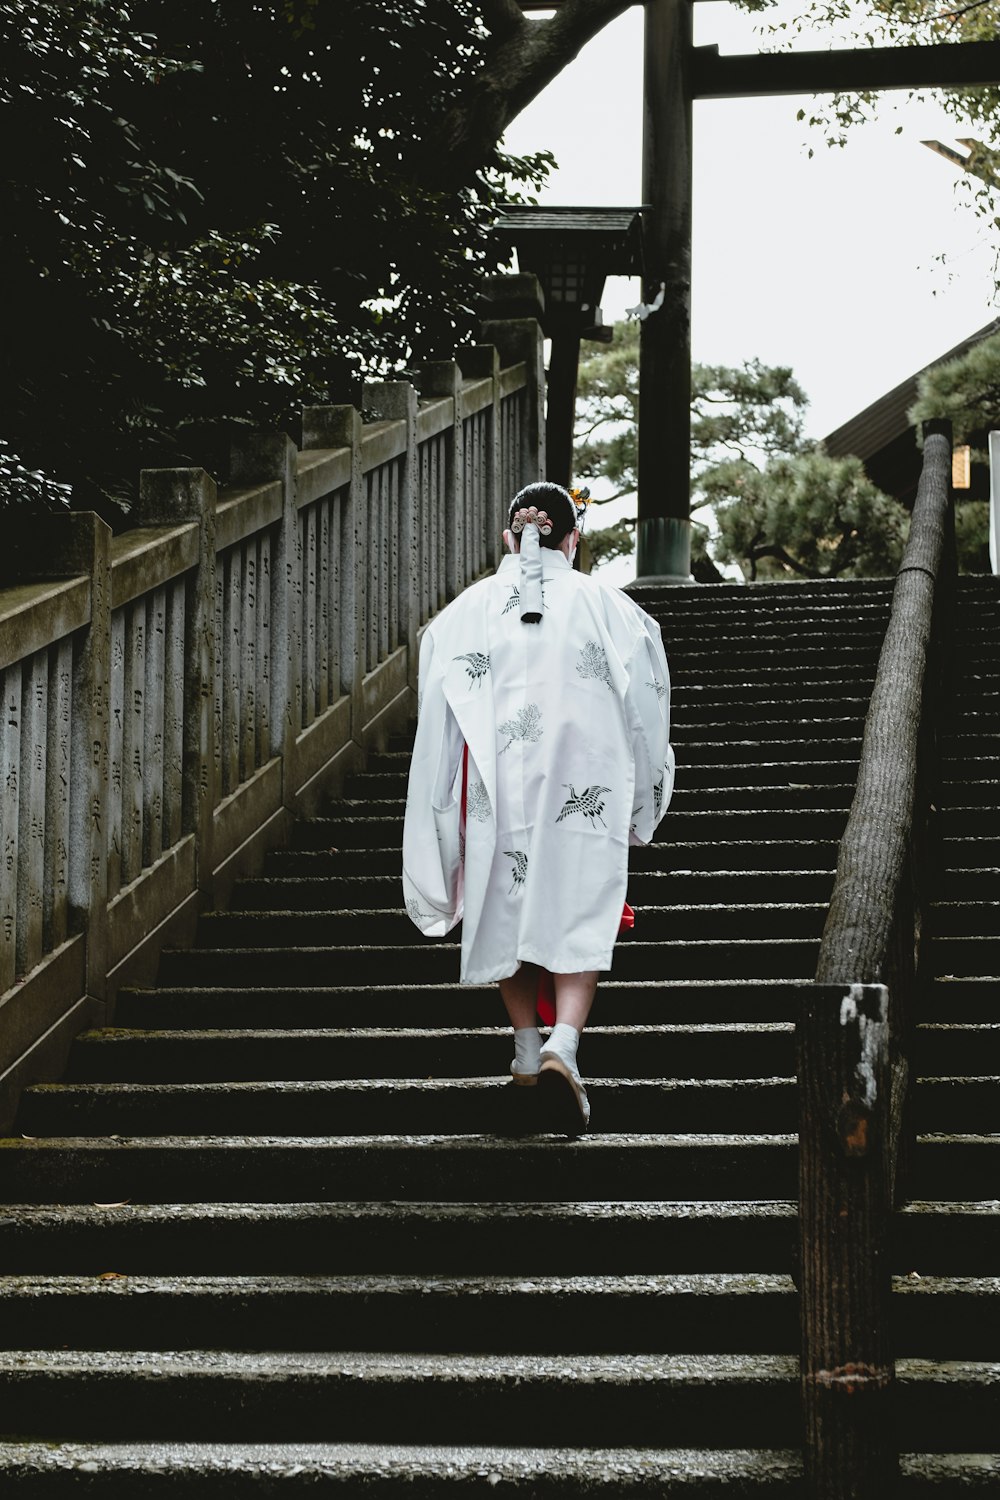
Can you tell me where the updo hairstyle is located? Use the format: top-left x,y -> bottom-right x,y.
507,482 -> 577,550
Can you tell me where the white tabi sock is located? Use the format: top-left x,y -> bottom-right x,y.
512,1027 -> 541,1078
540,1022 -> 581,1073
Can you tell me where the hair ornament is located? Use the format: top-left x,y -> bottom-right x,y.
510,506 -> 552,537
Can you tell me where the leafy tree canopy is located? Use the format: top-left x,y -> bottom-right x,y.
1,0 -> 552,518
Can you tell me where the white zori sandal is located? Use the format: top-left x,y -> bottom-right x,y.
538,1053 -> 591,1132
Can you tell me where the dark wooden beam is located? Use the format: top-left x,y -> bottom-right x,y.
693,38 -> 1000,99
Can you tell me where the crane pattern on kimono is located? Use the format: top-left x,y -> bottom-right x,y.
647,678 -> 668,699
505,849 -> 528,893
556,784 -> 612,828
502,582 -> 547,616
454,652 -> 490,686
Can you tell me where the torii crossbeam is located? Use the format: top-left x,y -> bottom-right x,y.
521,0 -> 1000,580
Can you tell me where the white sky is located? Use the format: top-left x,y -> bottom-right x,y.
502,2 -> 999,441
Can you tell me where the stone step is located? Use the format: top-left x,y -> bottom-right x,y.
925,976 -> 1000,1021
232,869 -> 841,913
0,1200 -> 800,1277
931,937 -> 1000,978
62,1024 -> 799,1084
3,1133 -> 998,1207
0,1270 -> 994,1359
348,759 -> 867,802
0,1349 -> 803,1447
2,1352 -> 1000,1455
936,807 -> 1000,839
18,1074 -> 1000,1140
0,1438 -> 807,1495
291,810 -> 850,851
322,785 -> 860,822
0,1134 -> 801,1204
0,1271 -> 795,1355
154,939 -> 821,988
111,979 -> 814,1031
7,1440 -> 1000,1492
193,903 -> 830,950
3,1199 -> 997,1278
264,838 -> 844,879
929,902 -> 1000,937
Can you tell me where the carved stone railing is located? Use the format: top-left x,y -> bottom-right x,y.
0,321 -> 544,1130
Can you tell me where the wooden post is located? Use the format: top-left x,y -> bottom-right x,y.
799,983 -> 896,1497
636,0 -> 694,582
135,469 -> 217,898
545,332 -> 582,489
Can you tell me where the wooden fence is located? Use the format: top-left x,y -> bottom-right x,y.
0,323 -> 544,1130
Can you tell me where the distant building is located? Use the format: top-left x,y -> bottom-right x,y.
823,320 -> 1000,507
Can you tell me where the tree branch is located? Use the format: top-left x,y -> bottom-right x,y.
478,0 -> 529,39
749,542 -> 825,579
428,0 -> 638,186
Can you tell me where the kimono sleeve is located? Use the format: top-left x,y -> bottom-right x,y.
402,626 -> 466,935
624,613 -> 675,846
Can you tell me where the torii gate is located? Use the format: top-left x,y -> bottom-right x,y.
521,0 -> 1000,581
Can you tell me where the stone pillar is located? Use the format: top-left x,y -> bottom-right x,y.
420,361 -> 467,600
302,407 -> 367,703
0,512 -> 112,1005
230,432 -> 300,808
363,381 -> 420,686
135,469 -> 217,897
480,273 -> 546,492
458,343 -> 503,573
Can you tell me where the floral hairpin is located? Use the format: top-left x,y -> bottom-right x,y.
569,487 -> 591,526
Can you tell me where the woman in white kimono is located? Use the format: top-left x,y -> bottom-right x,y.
403,482 -> 674,1130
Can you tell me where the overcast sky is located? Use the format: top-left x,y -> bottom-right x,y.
502,2 -> 999,442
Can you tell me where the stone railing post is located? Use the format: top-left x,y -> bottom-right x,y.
135,469 -> 217,898
420,360 -> 466,599
480,273 -> 546,490
458,343 -> 503,572
302,406 -> 367,702
363,381 -> 420,683
230,432 -> 300,808
1,512 -> 113,1006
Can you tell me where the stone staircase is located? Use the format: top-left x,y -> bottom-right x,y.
0,576 -> 997,1493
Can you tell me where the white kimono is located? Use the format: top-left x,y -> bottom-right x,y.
402,549 -> 674,984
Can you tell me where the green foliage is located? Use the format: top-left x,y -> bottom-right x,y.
908,331 -> 998,571
575,321 -> 910,579
584,518 -> 637,571
575,321 -> 809,502
0,1 -> 552,519
762,0 -> 1000,253
910,332 -> 1000,447
706,450 -> 909,580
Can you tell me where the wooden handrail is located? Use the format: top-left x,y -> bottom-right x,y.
800,421 -> 956,1498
